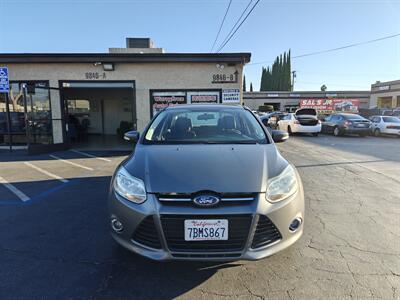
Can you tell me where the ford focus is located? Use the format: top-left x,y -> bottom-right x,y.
108,104 -> 304,261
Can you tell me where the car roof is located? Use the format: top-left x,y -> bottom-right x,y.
164,104 -> 244,110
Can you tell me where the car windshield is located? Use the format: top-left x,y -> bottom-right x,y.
382,116 -> 400,123
144,107 -> 268,144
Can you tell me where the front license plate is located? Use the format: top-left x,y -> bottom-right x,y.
184,219 -> 228,241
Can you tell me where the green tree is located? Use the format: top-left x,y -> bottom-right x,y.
320,84 -> 327,91
260,67 -> 265,91
243,75 -> 247,92
259,50 -> 292,91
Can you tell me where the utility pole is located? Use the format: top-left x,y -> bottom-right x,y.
291,71 -> 297,91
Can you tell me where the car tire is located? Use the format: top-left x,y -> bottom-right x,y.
333,127 -> 340,137
288,126 -> 292,135
374,129 -> 380,137
312,132 -> 319,137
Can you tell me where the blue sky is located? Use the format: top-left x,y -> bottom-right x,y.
1,0 -> 399,91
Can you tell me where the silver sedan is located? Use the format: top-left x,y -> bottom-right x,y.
108,104 -> 304,261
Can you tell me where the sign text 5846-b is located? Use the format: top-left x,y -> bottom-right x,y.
85,72 -> 106,80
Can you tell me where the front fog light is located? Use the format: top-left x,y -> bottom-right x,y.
111,218 -> 124,233
289,218 -> 302,232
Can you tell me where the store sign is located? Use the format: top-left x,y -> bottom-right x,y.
378,85 -> 390,91
151,92 -> 186,116
300,99 -> 360,113
0,67 -> 10,93
222,89 -> 240,103
187,91 -> 219,104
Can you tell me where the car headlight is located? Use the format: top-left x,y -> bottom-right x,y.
266,165 -> 298,203
113,166 -> 146,204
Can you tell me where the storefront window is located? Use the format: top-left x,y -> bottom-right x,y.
0,81 -> 52,147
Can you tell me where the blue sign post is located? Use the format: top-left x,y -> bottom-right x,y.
0,67 -> 12,151
0,67 -> 10,93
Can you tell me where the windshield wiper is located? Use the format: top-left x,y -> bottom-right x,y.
200,140 -> 258,144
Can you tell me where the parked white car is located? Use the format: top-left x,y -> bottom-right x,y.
369,116 -> 400,137
277,108 -> 321,136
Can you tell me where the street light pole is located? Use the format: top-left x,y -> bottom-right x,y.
291,71 -> 297,91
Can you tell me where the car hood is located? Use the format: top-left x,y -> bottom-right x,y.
123,144 -> 288,194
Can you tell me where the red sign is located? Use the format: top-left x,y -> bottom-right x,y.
300,99 -> 360,113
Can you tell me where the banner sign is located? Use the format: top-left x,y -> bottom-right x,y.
187,91 -> 219,104
222,89 -> 240,103
300,99 -> 360,113
152,92 -> 186,116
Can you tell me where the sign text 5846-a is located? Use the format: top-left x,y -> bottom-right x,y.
85,72 -> 106,80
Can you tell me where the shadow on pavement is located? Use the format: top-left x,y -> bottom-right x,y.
0,149 -> 131,163
0,175 -> 240,299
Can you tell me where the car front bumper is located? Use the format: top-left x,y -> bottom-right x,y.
108,176 -> 305,261
381,128 -> 400,136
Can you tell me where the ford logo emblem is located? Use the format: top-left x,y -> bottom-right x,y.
193,195 -> 220,207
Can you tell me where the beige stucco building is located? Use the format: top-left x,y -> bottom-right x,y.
370,79 -> 400,109
0,38 -> 250,153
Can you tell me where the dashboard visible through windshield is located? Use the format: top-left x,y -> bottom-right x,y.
144,107 -> 269,144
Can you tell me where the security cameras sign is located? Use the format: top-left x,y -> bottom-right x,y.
222,89 -> 240,103
0,67 -> 10,93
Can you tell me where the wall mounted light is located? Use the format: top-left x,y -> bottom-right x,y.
103,63 -> 115,71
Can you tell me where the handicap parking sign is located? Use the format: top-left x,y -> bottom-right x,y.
0,67 -> 10,93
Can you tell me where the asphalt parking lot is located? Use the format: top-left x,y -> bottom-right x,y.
0,135 -> 399,300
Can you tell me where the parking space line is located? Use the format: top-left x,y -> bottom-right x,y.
0,176 -> 30,202
49,154 -> 94,171
70,149 -> 112,162
24,162 -> 69,183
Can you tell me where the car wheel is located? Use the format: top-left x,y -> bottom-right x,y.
312,132 -> 319,137
288,126 -> 292,135
374,129 -> 380,137
333,127 -> 340,137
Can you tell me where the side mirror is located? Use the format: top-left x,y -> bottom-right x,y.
272,130 -> 289,143
124,131 -> 140,143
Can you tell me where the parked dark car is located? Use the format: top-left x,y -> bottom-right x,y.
321,113 -> 371,137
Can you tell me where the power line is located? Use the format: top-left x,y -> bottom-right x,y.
248,32 -> 400,66
215,0 -> 254,53
210,0 -> 233,52
216,0 -> 261,53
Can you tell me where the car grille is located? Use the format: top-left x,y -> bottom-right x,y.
160,214 -> 252,252
251,215 -> 282,249
157,193 -> 256,207
172,253 -> 241,259
132,216 -> 162,249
